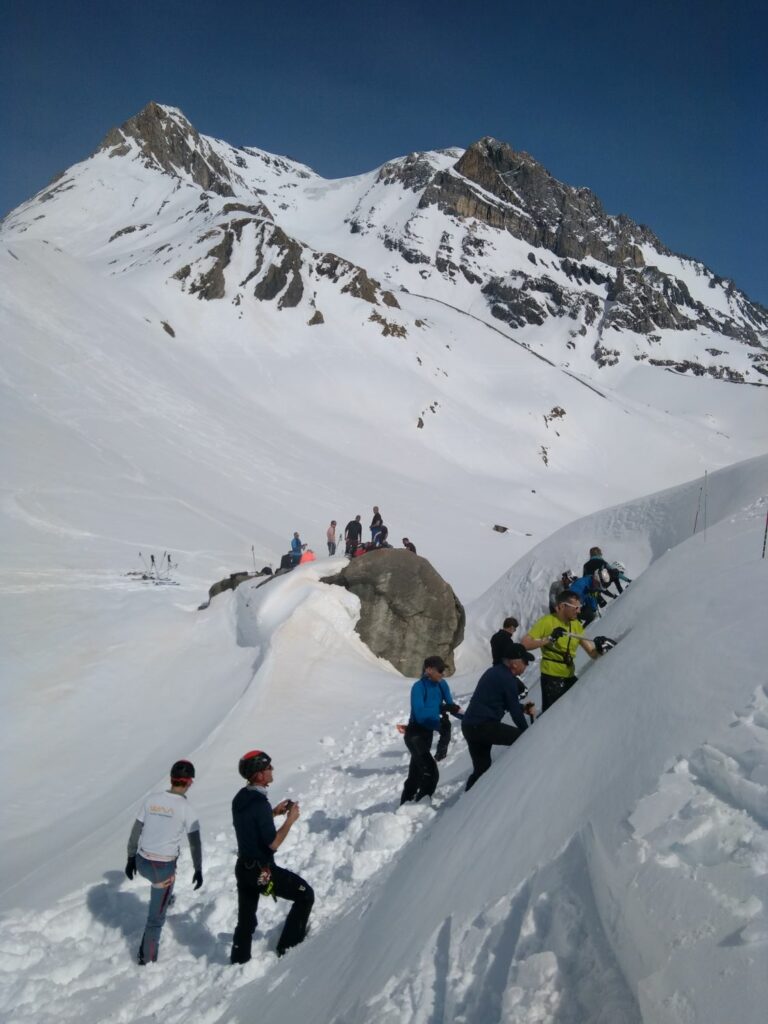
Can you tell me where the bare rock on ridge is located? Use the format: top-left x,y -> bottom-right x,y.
97,101 -> 236,197
322,548 -> 465,676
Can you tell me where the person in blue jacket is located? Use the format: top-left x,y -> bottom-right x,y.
461,644 -> 537,791
570,568 -> 614,625
290,532 -> 305,566
399,656 -> 463,804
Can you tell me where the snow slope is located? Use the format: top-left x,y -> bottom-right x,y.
1,457 -> 766,1024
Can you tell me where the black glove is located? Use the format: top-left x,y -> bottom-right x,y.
550,626 -> 566,641
445,703 -> 461,716
125,856 -> 136,880
192,870 -> 203,890
594,635 -> 616,654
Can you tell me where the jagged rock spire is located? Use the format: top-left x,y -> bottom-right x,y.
97,101 -> 235,197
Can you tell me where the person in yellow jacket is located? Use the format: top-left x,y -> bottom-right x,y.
521,590 -> 607,711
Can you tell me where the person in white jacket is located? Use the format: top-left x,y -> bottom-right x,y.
125,759 -> 203,965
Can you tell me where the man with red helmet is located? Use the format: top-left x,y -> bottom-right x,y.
230,750 -> 314,963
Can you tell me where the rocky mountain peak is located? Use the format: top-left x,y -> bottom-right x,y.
419,135 -> 660,269
96,101 -> 236,197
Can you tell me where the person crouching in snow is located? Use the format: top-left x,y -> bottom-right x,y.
125,759 -> 203,965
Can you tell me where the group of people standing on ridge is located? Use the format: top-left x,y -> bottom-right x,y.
398,546 -> 625,802
125,544 -> 626,967
284,506 -> 418,568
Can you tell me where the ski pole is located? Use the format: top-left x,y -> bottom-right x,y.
763,509 -> 768,559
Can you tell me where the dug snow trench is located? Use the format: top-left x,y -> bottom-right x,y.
1,457 -> 767,1024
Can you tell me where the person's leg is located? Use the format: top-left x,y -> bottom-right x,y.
540,673 -> 577,712
435,715 -> 451,761
270,865 -> 314,956
230,859 -> 261,964
403,728 -> 438,800
400,748 -> 422,804
462,728 -> 492,790
136,855 -> 177,963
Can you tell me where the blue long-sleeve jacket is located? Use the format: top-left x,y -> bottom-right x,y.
409,675 -> 455,732
571,574 -> 600,613
290,536 -> 303,557
462,664 -> 529,732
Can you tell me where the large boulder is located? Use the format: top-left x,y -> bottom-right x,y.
322,549 -> 465,676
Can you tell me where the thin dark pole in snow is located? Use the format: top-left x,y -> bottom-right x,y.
693,486 -> 703,535
762,509 -> 768,559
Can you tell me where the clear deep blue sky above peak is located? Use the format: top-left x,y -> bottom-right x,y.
3,0 -> 767,304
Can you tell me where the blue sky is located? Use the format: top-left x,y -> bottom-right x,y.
3,0 -> 767,303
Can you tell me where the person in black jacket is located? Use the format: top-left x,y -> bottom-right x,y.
344,515 -> 362,555
583,547 -> 629,594
461,645 -> 536,791
490,617 -> 519,664
230,750 -> 314,963
370,506 -> 383,543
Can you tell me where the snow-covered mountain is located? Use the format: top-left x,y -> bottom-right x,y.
6,102 -> 767,385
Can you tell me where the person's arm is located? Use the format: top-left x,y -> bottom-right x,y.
187,827 -> 203,887
521,624 -> 551,652
126,819 -> 143,857
503,679 -> 529,731
579,637 -> 598,660
187,828 -> 203,873
269,802 -> 300,851
439,682 -> 462,718
125,818 -> 143,878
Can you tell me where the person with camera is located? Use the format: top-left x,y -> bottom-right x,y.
521,590 -> 613,711
461,643 -> 537,791
230,750 -> 314,963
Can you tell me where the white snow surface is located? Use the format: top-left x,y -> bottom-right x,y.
1,456 -> 767,1024
1,114 -> 768,1023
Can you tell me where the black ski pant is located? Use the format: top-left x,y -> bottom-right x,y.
540,672 -> 578,712
230,859 -> 314,963
462,720 -> 521,791
435,714 -> 451,761
400,724 -> 438,803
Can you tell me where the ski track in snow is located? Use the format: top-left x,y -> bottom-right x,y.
0,709 -> 462,1024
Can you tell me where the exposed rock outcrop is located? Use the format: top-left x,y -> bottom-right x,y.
322,549 -> 465,676
97,101 -> 238,197
421,137 -> 654,269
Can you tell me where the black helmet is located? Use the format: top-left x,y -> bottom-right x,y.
239,750 -> 272,780
170,759 -> 195,783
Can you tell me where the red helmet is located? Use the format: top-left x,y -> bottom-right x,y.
238,750 -> 272,780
